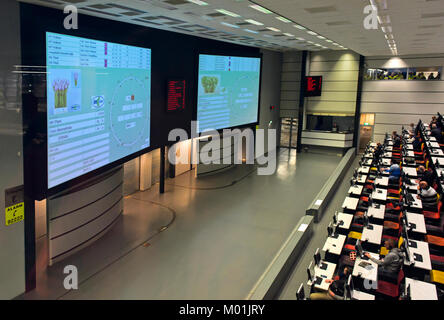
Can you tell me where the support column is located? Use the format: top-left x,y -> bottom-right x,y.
353,55 -> 365,152
296,50 -> 308,153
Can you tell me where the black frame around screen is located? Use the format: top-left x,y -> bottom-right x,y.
195,53 -> 263,134
20,3 -> 261,200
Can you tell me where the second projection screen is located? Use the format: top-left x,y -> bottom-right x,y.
197,54 -> 261,133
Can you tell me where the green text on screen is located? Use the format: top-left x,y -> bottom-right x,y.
46,32 -> 151,188
197,54 -> 261,133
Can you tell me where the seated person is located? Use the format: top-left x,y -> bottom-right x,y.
364,239 -> 404,283
412,135 -> 422,151
417,181 -> 438,211
374,143 -> 383,160
431,123 -> 443,143
417,165 -> 434,187
408,123 -> 416,137
430,116 -> 437,128
382,161 -> 401,183
392,131 -> 401,148
309,266 -> 351,300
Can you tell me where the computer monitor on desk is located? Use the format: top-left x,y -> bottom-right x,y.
345,274 -> 354,300
356,239 -> 365,259
314,248 -> 328,270
363,212 -> 373,230
307,261 -> 323,286
296,283 -> 305,300
327,222 -> 339,239
400,228 -> 412,264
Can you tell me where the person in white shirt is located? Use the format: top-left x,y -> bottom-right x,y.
417,181 -> 438,210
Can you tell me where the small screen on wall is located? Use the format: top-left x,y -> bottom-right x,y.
167,80 -> 186,112
304,76 -> 322,97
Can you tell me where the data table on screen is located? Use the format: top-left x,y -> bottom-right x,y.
46,32 -> 151,189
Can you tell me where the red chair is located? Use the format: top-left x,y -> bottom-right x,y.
376,269 -> 404,298
430,255 -> 444,271
423,200 -> 442,220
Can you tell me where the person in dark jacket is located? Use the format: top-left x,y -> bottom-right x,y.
364,239 -> 403,282
309,266 -> 351,300
417,165 -> 434,187
392,131 -> 401,148
431,123 -> 442,143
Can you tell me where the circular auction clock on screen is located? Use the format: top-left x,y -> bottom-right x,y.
109,75 -> 150,148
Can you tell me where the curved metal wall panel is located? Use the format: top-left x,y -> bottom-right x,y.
47,167 -> 123,265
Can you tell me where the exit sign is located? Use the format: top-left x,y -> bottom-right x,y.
304,76 -> 322,97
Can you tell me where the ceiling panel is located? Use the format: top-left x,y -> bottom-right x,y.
19,0 -> 444,56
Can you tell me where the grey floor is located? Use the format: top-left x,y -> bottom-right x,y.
24,149 -> 342,300
278,156 -> 360,300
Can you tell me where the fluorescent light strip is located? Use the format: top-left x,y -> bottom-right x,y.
283,33 -> 294,37
276,16 -> 291,23
244,29 -> 258,34
326,39 -> 333,43
317,35 -> 326,40
307,31 -> 318,36
245,19 -> 263,26
221,22 -> 240,28
216,9 -> 241,18
266,27 -> 281,32
249,4 -> 272,14
186,0 -> 208,5
296,37 -> 305,41
294,24 -> 306,30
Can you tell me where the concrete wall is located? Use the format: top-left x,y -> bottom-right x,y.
363,54 -> 444,143
306,50 -> 360,115
0,0 -> 25,299
280,51 -> 302,118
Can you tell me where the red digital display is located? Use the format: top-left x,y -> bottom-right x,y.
167,80 -> 186,112
304,76 -> 322,97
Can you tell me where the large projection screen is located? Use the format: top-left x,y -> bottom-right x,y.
46,32 -> 151,189
197,54 -> 261,133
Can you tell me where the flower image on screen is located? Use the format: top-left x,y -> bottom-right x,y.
46,32 -> 151,188
197,54 -> 261,133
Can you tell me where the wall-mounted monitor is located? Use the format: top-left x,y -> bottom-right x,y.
304,76 -> 322,97
46,32 -> 151,189
166,79 -> 186,112
197,54 -> 261,133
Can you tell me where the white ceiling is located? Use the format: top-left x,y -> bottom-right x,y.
18,0 -> 444,56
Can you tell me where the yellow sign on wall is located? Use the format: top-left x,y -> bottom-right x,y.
5,202 -> 24,226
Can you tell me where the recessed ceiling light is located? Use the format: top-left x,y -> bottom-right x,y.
249,4 -> 273,14
284,33 -> 295,37
294,24 -> 306,30
244,29 -> 258,34
221,22 -> 240,28
266,27 -> 281,32
276,16 -> 291,23
307,31 -> 318,36
186,0 -> 208,5
216,9 -> 241,18
245,19 -> 263,25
